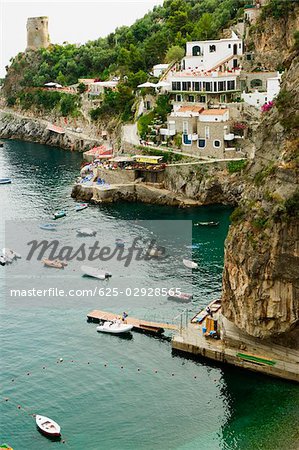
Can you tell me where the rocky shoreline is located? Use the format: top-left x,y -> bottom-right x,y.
0,109 -> 103,152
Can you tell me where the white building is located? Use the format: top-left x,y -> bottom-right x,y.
89,80 -> 118,96
182,32 -> 243,72
153,64 -> 169,78
241,72 -> 281,108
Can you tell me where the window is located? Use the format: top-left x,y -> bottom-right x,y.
250,79 -> 263,89
182,81 -> 191,91
239,43 -> 242,48
183,121 -> 188,134
233,59 -> 238,68
209,45 -> 216,53
218,81 -> 226,91
228,44 -> 231,49
214,82 -> 217,92
188,95 -> 195,102
176,94 -> 182,102
183,133 -> 192,146
203,82 -> 212,92
227,80 -> 235,91
192,46 -> 201,56
172,81 -> 181,91
199,95 -> 206,103
192,82 -> 200,91
213,140 -> 221,148
205,126 -> 210,139
198,139 -> 206,148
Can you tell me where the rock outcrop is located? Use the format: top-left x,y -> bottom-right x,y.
0,111 -> 102,151
222,54 -> 299,345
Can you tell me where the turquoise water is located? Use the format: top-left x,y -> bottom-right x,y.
0,140 -> 298,450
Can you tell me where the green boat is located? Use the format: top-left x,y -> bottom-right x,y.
52,210 -> 66,220
237,352 -> 276,366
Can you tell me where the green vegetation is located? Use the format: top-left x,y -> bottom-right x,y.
276,88 -> 299,132
230,206 -> 245,223
4,0 -> 245,119
253,163 -> 276,186
137,94 -> 172,138
90,84 -> 135,121
293,31 -> 299,52
261,0 -> 298,20
138,111 -> 155,139
284,191 -> 299,219
17,89 -> 80,116
227,159 -> 248,173
137,146 -> 185,163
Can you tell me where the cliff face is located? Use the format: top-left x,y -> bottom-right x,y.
222,55 -> 299,343
246,4 -> 299,70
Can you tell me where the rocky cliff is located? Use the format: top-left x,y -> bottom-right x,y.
222,54 -> 299,345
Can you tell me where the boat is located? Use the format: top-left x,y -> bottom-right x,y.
2,248 -> 21,262
52,210 -> 66,220
147,247 -> 163,257
40,223 -> 57,231
96,320 -> 133,334
0,141 -> 4,147
42,259 -> 67,269
183,259 -> 198,269
194,221 -> 219,227
167,290 -> 193,303
0,444 -> 14,450
0,178 -> 12,184
81,265 -> 112,279
115,238 -> 125,248
76,228 -> 97,237
75,203 -> 88,212
35,414 -> 61,438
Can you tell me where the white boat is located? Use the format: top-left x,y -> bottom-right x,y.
40,223 -> 57,231
0,178 -> 12,184
2,248 -> 21,263
183,259 -> 198,269
81,265 -> 112,280
96,320 -> 133,334
35,414 -> 61,437
167,290 -> 193,303
75,203 -> 88,212
76,228 -> 97,237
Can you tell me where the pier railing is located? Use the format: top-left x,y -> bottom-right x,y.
173,309 -> 189,334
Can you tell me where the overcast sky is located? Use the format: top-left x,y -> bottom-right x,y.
0,0 -> 164,77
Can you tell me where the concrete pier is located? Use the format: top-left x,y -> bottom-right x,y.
172,315 -> 299,382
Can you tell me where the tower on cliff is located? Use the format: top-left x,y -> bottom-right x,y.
26,17 -> 50,51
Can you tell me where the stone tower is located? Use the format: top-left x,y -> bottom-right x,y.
26,17 -> 50,51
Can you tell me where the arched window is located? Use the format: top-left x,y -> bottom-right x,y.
209,45 -> 216,53
250,79 -> 263,89
213,140 -> 221,148
192,46 -> 201,56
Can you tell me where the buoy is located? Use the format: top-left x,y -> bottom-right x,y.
171,373 -> 174,376
137,368 -> 140,371
59,358 -> 63,362
27,372 -> 30,375
120,366 -> 123,369
42,366 -> 45,369
17,405 -> 21,409
5,398 -> 8,402
11,379 -> 14,382
154,370 -> 158,373
87,362 -> 90,365
194,376 -> 197,379
104,364 -> 107,367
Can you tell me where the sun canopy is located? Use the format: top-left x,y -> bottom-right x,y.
44,82 -> 62,88
156,81 -> 171,88
137,82 -> 157,88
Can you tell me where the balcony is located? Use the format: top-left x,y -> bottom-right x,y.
160,128 -> 176,136
224,133 -> 235,141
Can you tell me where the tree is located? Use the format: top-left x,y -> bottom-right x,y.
165,45 -> 184,63
77,82 -> 86,94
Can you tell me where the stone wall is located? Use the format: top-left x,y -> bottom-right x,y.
26,17 -> 50,51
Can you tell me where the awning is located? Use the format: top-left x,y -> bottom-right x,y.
137,82 -> 157,88
46,124 -> 65,134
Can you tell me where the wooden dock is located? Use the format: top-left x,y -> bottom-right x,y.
87,310 -> 178,335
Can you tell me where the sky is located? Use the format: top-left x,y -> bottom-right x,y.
0,0 -> 164,77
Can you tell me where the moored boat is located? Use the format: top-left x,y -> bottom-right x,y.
0,444 -> 14,450
35,414 -> 61,438
77,228 -> 97,237
0,141 -> 4,147
81,265 -> 112,279
40,223 -> 57,231
52,210 -> 66,220
75,203 -> 88,212
115,238 -> 125,248
42,259 -> 67,269
96,320 -> 133,334
0,178 -> 12,184
167,290 -> 193,303
1,248 -> 21,263
194,221 -> 219,227
183,259 -> 198,269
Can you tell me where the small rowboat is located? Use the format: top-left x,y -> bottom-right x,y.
40,223 -> 57,231
81,265 -> 111,280
0,444 -> 14,450
0,178 -> 12,184
75,203 -> 88,212
183,259 -> 198,269
52,210 -> 66,220
167,291 -> 193,303
35,414 -> 61,438
77,228 -> 97,237
194,221 -> 219,227
115,238 -> 125,248
42,259 -> 68,269
96,320 -> 133,334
